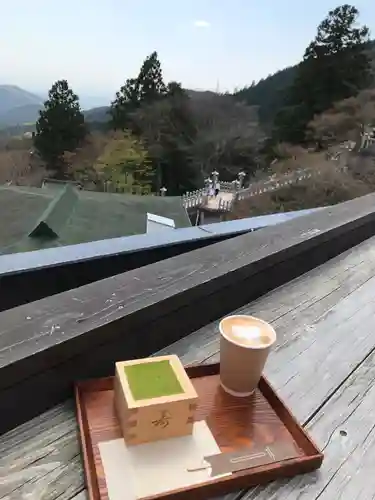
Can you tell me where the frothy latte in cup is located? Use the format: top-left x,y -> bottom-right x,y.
220,316 -> 274,348
219,315 -> 276,397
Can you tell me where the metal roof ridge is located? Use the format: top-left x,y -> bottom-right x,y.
28,184 -> 78,239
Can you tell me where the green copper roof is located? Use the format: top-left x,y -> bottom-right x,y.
0,184 -> 191,255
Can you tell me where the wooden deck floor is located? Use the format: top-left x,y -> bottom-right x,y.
2,234 -> 375,499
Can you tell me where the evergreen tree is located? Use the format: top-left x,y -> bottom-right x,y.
137,51 -> 167,103
109,78 -> 139,131
133,86 -> 199,195
34,80 -> 86,176
110,52 -> 167,130
166,81 -> 185,98
159,86 -> 198,195
110,53 -> 201,194
274,4 -> 372,144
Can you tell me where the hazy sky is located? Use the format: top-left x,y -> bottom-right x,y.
2,0 -> 375,106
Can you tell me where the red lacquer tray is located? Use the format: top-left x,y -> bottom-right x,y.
75,363 -> 323,500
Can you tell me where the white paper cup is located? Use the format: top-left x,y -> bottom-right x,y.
219,315 -> 276,397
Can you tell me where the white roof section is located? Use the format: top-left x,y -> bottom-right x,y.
146,213 -> 176,228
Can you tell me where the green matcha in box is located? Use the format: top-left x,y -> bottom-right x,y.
114,355 -> 198,446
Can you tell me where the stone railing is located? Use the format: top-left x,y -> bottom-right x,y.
241,163 -> 316,199
236,171 -> 314,201
181,189 -> 207,209
235,144 -> 355,202
219,181 -> 236,192
217,198 -> 233,212
360,132 -> 375,150
182,191 -> 237,212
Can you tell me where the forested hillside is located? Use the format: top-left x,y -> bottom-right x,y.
235,40 -> 375,129
234,67 -> 297,127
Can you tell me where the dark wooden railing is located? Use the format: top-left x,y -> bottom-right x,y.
1,193 -> 375,434
0,208 -> 318,312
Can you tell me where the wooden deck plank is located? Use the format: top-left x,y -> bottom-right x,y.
168,234 -> 375,368
0,402 -> 83,500
242,342 -> 375,499
2,236 -> 375,499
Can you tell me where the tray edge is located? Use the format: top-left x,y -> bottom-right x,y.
75,384 -> 101,500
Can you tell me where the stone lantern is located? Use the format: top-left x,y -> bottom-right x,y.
211,170 -> 219,188
232,179 -> 241,191
238,171 -> 246,188
205,177 -> 212,194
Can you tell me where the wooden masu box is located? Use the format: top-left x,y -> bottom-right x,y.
114,354 -> 199,445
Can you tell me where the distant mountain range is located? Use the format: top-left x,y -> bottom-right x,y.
0,85 -> 43,127
0,85 -> 112,128
0,86 -> 220,129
